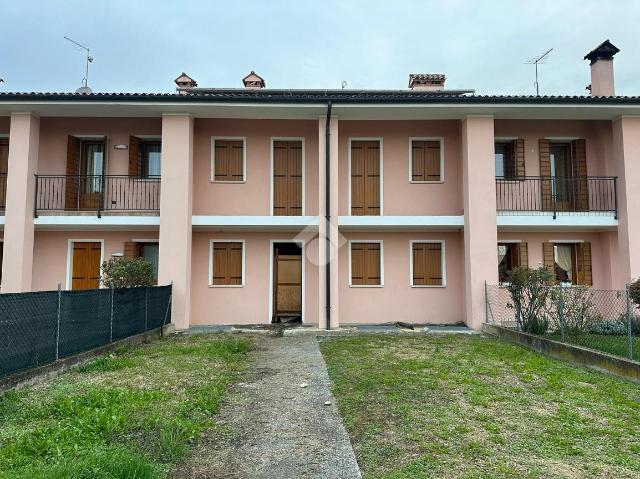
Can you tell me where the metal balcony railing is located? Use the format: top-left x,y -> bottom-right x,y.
496,176 -> 617,218
34,175 -> 161,217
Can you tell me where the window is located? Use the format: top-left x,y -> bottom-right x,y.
350,140 -> 381,216
495,141 -> 516,178
212,139 -> 245,182
140,140 -> 161,177
497,242 -> 528,283
543,242 -> 592,286
350,241 -> 382,286
410,139 -> 442,182
124,241 -> 159,282
210,241 -> 244,286
411,241 -> 445,287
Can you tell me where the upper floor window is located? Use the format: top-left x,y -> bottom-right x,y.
350,139 -> 381,216
129,137 -> 161,178
543,242 -> 592,286
495,139 -> 524,179
410,139 -> 443,182
212,138 -> 246,182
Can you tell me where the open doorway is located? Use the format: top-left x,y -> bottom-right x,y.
271,242 -> 303,324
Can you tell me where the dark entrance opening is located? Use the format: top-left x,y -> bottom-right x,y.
272,242 -> 302,324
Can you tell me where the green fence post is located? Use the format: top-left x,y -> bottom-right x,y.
626,284 -> 634,360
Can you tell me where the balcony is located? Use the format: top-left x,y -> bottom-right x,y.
496,176 -> 617,218
34,175 -> 161,217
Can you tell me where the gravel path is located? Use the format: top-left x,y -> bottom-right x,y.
170,335 -> 362,479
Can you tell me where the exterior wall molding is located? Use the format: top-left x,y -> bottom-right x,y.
339,215 -> 463,230
497,215 -> 618,230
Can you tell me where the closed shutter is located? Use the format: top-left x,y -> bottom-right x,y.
351,242 -> 381,286
211,242 -> 243,285
571,139 -> 589,211
576,242 -> 592,286
518,242 -> 529,268
411,140 -> 441,181
65,135 -> 80,210
515,139 -> 525,177
539,139 -> 552,210
214,140 -> 244,181
351,141 -> 380,215
129,136 -> 141,176
124,241 -> 140,258
273,140 -> 302,216
542,242 -> 555,279
412,242 -> 443,286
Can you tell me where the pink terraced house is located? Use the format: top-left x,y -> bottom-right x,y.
0,40 -> 638,330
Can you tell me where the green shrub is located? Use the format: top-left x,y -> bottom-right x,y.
101,257 -> 155,289
505,266 -> 554,334
588,319 -> 627,336
549,286 -> 598,334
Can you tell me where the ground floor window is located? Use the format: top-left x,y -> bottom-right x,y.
411,241 -> 445,287
350,241 -> 383,286
497,242 -> 528,283
124,241 -> 159,283
210,241 -> 245,286
543,241 -> 592,286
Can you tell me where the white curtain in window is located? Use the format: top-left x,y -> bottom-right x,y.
497,245 -> 507,264
554,244 -> 573,281
147,151 -> 161,177
142,243 -> 159,280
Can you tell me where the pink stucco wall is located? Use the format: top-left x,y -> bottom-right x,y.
338,120 -> 463,216
31,230 -> 159,291
338,232 -> 465,324
190,231 -> 319,325
37,117 -> 162,175
192,119 -> 319,216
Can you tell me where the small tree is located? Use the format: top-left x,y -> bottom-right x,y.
101,256 -> 155,289
505,266 -> 554,334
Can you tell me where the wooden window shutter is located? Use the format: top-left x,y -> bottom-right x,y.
518,242 -> 528,268
351,242 -> 381,286
576,242 -> 592,286
539,139 -> 552,210
571,139 -> 589,211
351,141 -> 380,216
129,136 -> 141,176
515,139 -> 525,177
411,140 -> 441,181
214,140 -> 244,181
212,242 -> 243,285
124,241 -> 140,258
65,135 -> 80,210
542,242 -> 555,279
412,242 -> 443,286
273,141 -> 302,216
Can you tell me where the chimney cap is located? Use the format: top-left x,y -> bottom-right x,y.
584,39 -> 620,65
408,73 -> 445,89
243,70 -> 265,89
174,72 -> 197,88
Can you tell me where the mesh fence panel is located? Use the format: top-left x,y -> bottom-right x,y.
0,285 -> 172,379
486,284 -> 639,361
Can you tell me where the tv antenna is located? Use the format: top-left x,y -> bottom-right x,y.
64,36 -> 94,93
525,48 -> 553,96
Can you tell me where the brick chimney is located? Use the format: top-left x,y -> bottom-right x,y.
174,72 -> 197,95
243,71 -> 265,89
408,74 -> 445,91
584,40 -> 620,97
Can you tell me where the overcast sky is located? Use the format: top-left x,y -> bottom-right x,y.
1,1 -> 639,96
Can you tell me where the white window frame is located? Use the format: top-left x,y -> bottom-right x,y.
409,240 -> 446,288
210,137 -> 247,183
66,239 -> 105,290
408,137 -> 444,183
208,239 -> 246,288
269,137 -> 305,216
348,239 -> 384,288
268,239 -> 306,324
348,137 -> 384,216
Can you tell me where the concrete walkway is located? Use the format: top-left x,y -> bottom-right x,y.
170,335 -> 362,479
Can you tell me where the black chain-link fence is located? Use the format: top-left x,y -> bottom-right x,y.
486,284 -> 638,361
0,285 -> 172,378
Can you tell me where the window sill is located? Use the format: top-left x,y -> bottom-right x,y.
349,284 -> 384,288
410,284 -> 446,288
208,284 -> 245,288
409,180 -> 444,184
210,179 -> 247,184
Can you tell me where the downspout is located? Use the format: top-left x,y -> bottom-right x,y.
325,102 -> 332,330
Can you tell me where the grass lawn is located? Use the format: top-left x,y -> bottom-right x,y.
545,332 -> 640,361
320,334 -> 640,479
0,334 -> 251,479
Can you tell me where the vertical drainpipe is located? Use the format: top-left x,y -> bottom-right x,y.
325,102 -> 332,330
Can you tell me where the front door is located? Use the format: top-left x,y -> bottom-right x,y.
550,143 -> 573,211
79,141 -> 105,210
71,242 -> 102,290
272,140 -> 302,216
272,242 -> 302,323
